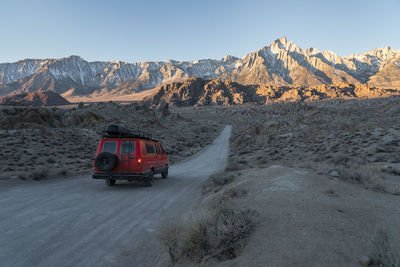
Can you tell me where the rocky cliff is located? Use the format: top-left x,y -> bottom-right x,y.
1,37 -> 399,98
147,78 -> 400,106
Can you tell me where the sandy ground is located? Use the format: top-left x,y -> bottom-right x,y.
0,126 -> 231,267
197,166 -> 400,267
63,88 -> 158,103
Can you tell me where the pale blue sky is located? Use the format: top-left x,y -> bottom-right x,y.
0,0 -> 399,63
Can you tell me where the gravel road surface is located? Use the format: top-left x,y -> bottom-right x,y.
0,126 -> 231,267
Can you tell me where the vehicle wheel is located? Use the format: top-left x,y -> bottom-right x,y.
106,178 -> 116,187
95,152 -> 117,172
145,170 -> 154,187
161,166 -> 168,179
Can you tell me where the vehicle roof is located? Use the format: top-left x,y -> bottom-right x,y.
100,137 -> 160,143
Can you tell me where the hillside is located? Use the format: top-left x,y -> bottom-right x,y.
147,77 -> 400,106
0,37 -> 399,99
0,91 -> 71,107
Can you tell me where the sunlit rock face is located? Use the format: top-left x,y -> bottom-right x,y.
1,37 -> 399,98
147,77 -> 400,106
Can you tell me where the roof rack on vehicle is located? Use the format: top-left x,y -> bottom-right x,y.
101,124 -> 156,141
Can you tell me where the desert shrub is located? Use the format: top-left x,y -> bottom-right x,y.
371,229 -> 400,267
225,161 -> 249,172
160,206 -> 256,263
304,160 -> 384,191
330,153 -> 351,166
46,158 -> 56,164
202,172 -> 234,194
211,173 -> 234,187
221,187 -> 248,201
24,109 -> 43,124
17,172 -> 27,180
159,223 -> 182,263
338,164 -> 382,188
58,167 -> 68,176
184,207 -> 255,261
29,167 -> 48,181
269,101 -> 314,115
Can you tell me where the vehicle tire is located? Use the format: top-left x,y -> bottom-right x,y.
95,152 -> 117,172
161,166 -> 168,179
145,170 -> 154,187
106,177 -> 116,186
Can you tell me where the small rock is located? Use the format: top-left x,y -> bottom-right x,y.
329,170 -> 341,177
359,256 -> 371,266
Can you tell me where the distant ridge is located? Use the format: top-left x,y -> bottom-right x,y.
0,37 -> 399,99
147,77 -> 400,106
0,91 -> 71,107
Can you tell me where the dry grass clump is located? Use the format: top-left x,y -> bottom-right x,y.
202,172 -> 235,194
337,164 -> 383,189
221,187 -> 248,201
300,160 -> 385,192
370,229 -> 400,267
29,167 -> 49,181
57,167 -> 68,176
268,101 -> 315,116
161,171 -> 255,264
225,160 -> 249,172
159,205 -> 256,264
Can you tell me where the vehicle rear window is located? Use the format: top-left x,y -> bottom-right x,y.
145,143 -> 155,154
121,141 -> 135,154
102,141 -> 117,154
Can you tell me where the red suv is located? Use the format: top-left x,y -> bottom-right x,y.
92,125 -> 168,187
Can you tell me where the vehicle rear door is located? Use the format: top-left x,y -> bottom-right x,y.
143,142 -> 157,171
154,143 -> 164,170
159,143 -> 168,167
119,140 -> 136,173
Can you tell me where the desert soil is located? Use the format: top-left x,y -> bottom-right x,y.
63,88 -> 158,103
0,102 -> 221,184
1,96 -> 400,266
175,96 -> 400,195
198,165 -> 400,266
164,97 -> 400,266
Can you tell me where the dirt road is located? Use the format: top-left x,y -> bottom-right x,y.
0,126 -> 231,267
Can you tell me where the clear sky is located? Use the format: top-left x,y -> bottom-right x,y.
1,0 -> 399,63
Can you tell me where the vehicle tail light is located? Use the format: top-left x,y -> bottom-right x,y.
137,158 -> 142,163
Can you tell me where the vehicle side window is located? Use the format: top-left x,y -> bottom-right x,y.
155,144 -> 161,154
160,144 -> 166,154
121,141 -> 135,154
102,141 -> 117,154
145,143 -> 155,154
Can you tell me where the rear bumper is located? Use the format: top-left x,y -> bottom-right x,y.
92,173 -> 146,181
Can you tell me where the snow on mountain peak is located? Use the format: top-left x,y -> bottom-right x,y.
269,36 -> 302,54
1,38 -> 399,97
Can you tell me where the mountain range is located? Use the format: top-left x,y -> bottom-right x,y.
147,78 -> 400,106
1,37 -> 399,99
